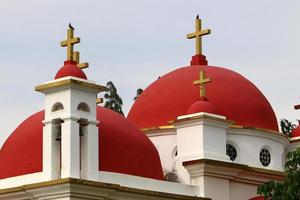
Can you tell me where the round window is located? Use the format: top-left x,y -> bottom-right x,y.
259,148 -> 271,167
226,144 -> 237,161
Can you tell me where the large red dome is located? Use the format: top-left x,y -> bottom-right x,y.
128,63 -> 278,132
0,107 -> 163,180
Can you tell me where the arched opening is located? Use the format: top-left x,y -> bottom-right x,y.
77,102 -> 90,112
52,118 -> 64,178
52,102 -> 64,112
78,118 -> 89,172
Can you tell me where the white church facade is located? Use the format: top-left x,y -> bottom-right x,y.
1,17 -> 299,200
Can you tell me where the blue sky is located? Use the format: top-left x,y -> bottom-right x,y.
1,0 -> 300,146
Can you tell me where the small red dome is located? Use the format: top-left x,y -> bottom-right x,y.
128,63 -> 278,131
0,107 -> 163,180
55,60 -> 87,80
291,125 -> 300,138
186,98 -> 221,115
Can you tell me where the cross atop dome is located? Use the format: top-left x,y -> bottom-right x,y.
60,23 -> 89,69
193,70 -> 211,98
186,15 -> 211,55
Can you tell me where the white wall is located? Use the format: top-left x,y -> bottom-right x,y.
227,128 -> 288,171
230,181 -> 258,200
147,129 -> 177,174
44,87 -> 97,122
146,114 -> 289,199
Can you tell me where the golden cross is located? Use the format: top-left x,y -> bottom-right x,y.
193,70 -> 211,98
61,23 -> 80,61
186,15 -> 211,55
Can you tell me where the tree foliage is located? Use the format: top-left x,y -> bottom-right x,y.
257,148 -> 300,199
280,119 -> 296,137
104,81 -> 124,116
133,88 -> 143,101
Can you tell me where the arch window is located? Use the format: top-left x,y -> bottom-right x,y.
259,148 -> 271,167
226,143 -> 237,161
52,102 -> 64,112
77,102 -> 90,112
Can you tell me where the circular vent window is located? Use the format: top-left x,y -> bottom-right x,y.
226,143 -> 237,161
259,148 -> 271,167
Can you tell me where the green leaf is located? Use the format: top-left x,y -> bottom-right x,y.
257,147 -> 300,199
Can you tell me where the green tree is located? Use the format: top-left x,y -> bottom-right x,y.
257,148 -> 300,199
104,81 -> 124,116
133,88 -> 143,101
280,119 -> 296,137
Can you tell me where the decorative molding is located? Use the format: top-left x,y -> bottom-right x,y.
36,77 -> 107,94
230,125 -> 284,136
141,125 -> 175,132
183,158 -> 285,177
175,113 -> 233,130
0,178 -> 209,200
228,127 -> 289,146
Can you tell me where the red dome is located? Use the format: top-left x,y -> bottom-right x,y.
55,60 -> 87,80
128,64 -> 278,131
0,107 -> 163,180
186,98 -> 221,115
291,125 -> 300,138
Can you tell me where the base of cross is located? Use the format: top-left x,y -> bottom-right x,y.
190,54 -> 208,66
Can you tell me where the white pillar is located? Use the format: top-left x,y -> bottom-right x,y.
42,120 -> 60,180
80,120 -> 99,180
61,118 -> 80,178
175,113 -> 232,162
184,162 -> 231,200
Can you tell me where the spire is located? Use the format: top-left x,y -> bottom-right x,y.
60,23 -> 89,69
186,15 -> 211,55
193,70 -> 211,98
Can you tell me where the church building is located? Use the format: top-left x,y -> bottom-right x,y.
0,16 -> 298,200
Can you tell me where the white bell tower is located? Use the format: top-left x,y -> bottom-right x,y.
35,25 -> 106,181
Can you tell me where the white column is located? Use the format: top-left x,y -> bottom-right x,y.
184,163 -> 231,200
43,120 -> 60,180
81,120 -> 99,180
176,113 -> 232,162
61,118 -> 80,178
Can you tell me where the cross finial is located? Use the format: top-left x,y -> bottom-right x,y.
60,24 -> 89,69
186,16 -> 211,55
61,23 -> 80,60
193,70 -> 211,98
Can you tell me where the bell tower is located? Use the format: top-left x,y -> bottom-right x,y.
35,24 -> 106,181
